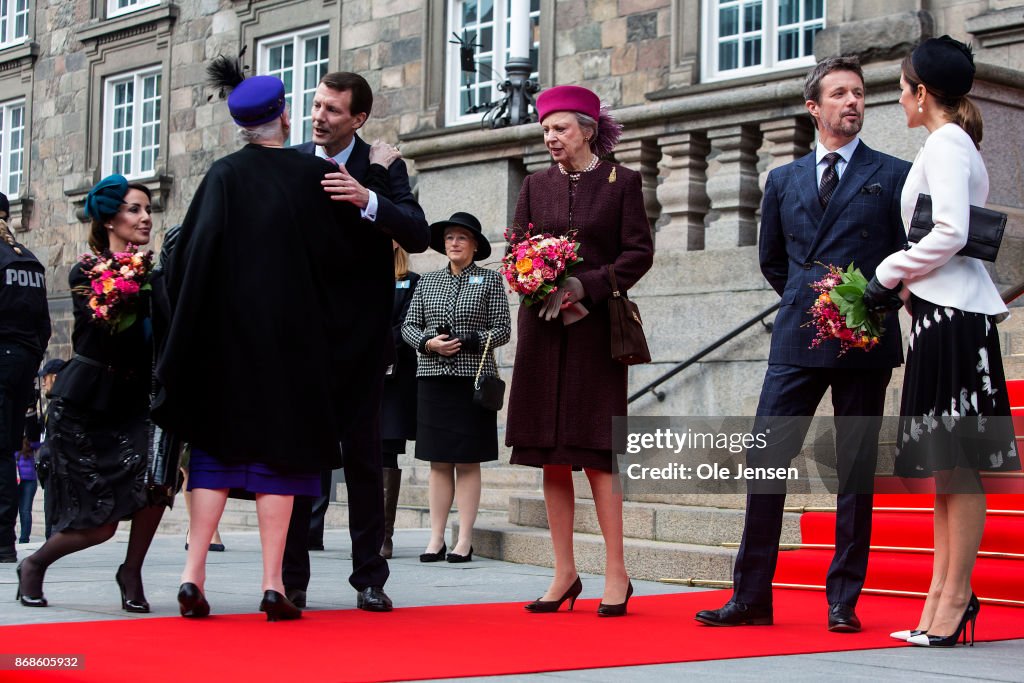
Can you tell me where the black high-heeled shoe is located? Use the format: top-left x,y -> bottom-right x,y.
446,546 -> 473,563
524,576 -> 583,613
894,593 -> 979,641
177,582 -> 211,618
597,580 -> 634,617
419,543 -> 446,563
907,597 -> 981,647
260,589 -> 302,622
115,564 -> 150,613
15,560 -> 47,608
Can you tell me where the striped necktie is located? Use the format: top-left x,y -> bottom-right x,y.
818,152 -> 841,208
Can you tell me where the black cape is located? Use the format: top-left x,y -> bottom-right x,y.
152,144 -> 387,473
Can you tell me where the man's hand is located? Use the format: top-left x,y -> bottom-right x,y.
426,334 -> 461,357
538,277 -> 585,321
322,165 -> 370,209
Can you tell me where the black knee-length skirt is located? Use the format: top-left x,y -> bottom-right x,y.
894,296 -> 1020,478
415,376 -> 498,463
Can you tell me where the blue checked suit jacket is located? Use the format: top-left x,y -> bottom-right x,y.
759,140 -> 911,369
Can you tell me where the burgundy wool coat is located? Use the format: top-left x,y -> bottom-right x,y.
505,162 -> 654,452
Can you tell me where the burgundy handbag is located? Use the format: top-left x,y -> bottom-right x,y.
606,266 -> 651,365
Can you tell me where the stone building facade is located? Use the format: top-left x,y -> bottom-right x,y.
2,0 -> 1023,418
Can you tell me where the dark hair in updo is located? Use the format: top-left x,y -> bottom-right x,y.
88,182 -> 153,253
901,54 -> 983,149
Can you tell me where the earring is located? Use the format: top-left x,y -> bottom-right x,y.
917,104 -> 923,113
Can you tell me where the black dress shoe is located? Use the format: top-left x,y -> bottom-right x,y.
446,546 -> 473,563
260,590 -> 302,621
285,587 -> 307,609
828,603 -> 861,632
115,564 -> 150,613
15,561 -> 47,607
597,580 -> 634,617
177,582 -> 211,618
695,600 -> 773,626
356,586 -> 393,612
419,543 -> 446,563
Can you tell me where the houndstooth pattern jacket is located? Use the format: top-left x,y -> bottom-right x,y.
401,262 -> 511,378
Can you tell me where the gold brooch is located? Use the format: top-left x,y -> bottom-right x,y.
608,167 -> 616,184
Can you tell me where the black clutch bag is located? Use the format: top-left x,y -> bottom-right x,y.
146,421 -> 184,507
472,332 -> 505,412
908,193 -> 1006,262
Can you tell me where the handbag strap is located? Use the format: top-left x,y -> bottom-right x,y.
607,264 -> 622,299
474,331 -> 498,389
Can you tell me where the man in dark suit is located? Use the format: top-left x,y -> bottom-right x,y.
284,72 -> 429,612
695,56 -> 910,632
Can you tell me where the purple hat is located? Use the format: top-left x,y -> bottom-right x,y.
227,75 -> 286,126
536,85 -> 601,122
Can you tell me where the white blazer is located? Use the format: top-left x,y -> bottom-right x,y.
875,122 -> 1008,318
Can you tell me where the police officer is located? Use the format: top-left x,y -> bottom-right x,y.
0,192 -> 51,562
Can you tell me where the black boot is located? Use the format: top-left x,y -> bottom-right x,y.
380,468 -> 401,559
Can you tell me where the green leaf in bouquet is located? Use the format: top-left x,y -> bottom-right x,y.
831,284 -> 861,302
114,312 -> 137,334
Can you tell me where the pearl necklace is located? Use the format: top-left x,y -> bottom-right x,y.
558,155 -> 600,179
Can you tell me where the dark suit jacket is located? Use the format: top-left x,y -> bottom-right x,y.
759,141 -> 911,369
294,136 -> 428,254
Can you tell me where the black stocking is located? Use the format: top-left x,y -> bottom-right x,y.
119,505 -> 165,602
21,523 -> 118,596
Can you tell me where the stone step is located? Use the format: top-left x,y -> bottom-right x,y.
508,494 -> 802,546
321,500 -> 505,532
343,483 -> 512,512
400,463 -> 543,490
458,518 -> 737,583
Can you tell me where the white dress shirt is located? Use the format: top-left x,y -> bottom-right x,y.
815,137 -> 860,186
875,123 -> 1007,318
315,137 -> 379,221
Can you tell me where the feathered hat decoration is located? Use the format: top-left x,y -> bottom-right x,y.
207,46 -> 287,127
207,45 -> 249,101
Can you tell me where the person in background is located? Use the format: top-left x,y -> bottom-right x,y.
35,358 -> 63,540
15,436 -> 37,543
380,241 -> 419,558
402,212 -> 511,564
867,36 -> 1020,648
0,191 -> 50,564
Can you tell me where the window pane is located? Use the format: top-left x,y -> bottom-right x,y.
778,29 -> 799,61
463,0 -> 477,26
719,40 -> 738,71
743,37 -> 762,66
804,0 -> 824,20
804,25 -> 822,57
719,6 -> 738,37
778,0 -> 798,26
744,2 -> 762,32
480,0 -> 493,23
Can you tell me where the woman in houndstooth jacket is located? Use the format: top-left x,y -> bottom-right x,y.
401,212 -> 511,564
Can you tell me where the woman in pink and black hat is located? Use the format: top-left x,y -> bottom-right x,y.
506,85 -> 653,616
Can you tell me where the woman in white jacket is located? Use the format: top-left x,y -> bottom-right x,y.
863,36 -> 1019,648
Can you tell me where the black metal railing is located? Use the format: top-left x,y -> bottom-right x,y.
628,302 -> 780,404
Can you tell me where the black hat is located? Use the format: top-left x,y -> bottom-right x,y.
0,191 -> 8,218
38,359 -> 65,377
429,212 -> 491,260
911,36 -> 975,98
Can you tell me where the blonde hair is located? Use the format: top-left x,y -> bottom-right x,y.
394,244 -> 409,279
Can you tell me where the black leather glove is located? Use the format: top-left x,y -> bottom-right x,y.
862,276 -> 903,314
455,331 -> 480,353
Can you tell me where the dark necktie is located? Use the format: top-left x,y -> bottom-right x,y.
818,152 -> 841,208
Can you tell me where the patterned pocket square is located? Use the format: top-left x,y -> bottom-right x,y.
860,183 -> 882,194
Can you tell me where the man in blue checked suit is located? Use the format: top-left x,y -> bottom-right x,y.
696,56 -> 911,632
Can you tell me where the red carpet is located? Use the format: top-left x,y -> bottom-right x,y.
1,589 -> 1023,683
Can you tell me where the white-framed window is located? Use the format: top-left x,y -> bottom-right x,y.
0,0 -> 30,48
446,0 -> 540,126
0,99 -> 25,198
102,67 -> 162,179
257,25 -> 330,146
107,0 -> 160,20
702,0 -> 825,81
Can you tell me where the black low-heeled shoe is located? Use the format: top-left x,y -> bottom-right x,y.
446,546 -> 473,563
177,582 -> 211,618
524,576 -> 583,613
597,580 -> 634,617
115,564 -> 150,613
419,543 -> 446,563
15,561 -> 47,608
260,589 -> 302,621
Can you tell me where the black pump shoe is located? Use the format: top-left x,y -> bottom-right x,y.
177,582 -> 211,618
260,590 -> 302,621
419,543 -> 446,563
446,546 -> 473,563
597,580 -> 634,617
115,564 -> 150,613
908,596 -> 981,647
525,576 -> 583,613
15,561 -> 47,608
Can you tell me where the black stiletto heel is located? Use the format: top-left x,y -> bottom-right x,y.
177,582 -> 211,618
15,561 -> 47,608
260,590 -> 302,621
597,580 -> 634,617
115,564 -> 150,613
907,597 -> 980,647
524,576 -> 583,613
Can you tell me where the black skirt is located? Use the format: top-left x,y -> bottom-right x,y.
894,296 -> 1020,479
415,376 -> 498,463
45,399 -> 149,533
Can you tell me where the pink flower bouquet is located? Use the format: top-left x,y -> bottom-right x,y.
501,224 -> 587,323
75,245 -> 154,333
804,262 -> 886,356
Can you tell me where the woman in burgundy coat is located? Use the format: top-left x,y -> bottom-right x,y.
507,86 -> 653,616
